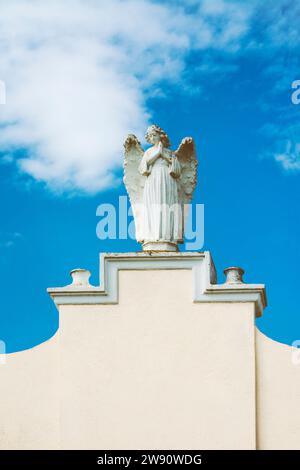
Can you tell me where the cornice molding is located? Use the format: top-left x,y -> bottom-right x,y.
48,251 -> 267,317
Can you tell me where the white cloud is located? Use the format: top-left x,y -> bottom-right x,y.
0,232 -> 22,249
0,0 -> 257,194
261,119 -> 300,173
275,140 -> 300,172
1,0 -> 299,192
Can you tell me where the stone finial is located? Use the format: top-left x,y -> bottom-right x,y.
224,267 -> 245,284
70,268 -> 91,287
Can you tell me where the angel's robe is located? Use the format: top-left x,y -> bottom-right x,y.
138,146 -> 183,243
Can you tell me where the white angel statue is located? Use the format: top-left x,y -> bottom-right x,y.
124,124 -> 197,251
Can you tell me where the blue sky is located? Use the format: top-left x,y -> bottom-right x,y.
0,0 -> 299,353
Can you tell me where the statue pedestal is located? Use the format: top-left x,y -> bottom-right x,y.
48,251 -> 266,450
142,241 -> 179,252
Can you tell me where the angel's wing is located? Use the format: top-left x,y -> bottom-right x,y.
123,134 -> 145,206
175,137 -> 197,204
123,134 -> 146,242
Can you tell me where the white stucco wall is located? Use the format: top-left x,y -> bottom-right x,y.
0,256 -> 299,450
58,269 -> 256,450
256,330 -> 300,450
0,335 -> 59,450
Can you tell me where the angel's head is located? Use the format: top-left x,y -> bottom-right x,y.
145,124 -> 171,148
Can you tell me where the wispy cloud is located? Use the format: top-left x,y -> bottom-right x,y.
0,0 -> 299,193
260,118 -> 300,173
275,147 -> 300,171
274,132 -> 300,172
0,0 -> 257,193
0,232 -> 23,249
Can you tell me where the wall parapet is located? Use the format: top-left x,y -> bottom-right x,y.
48,251 -> 267,317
